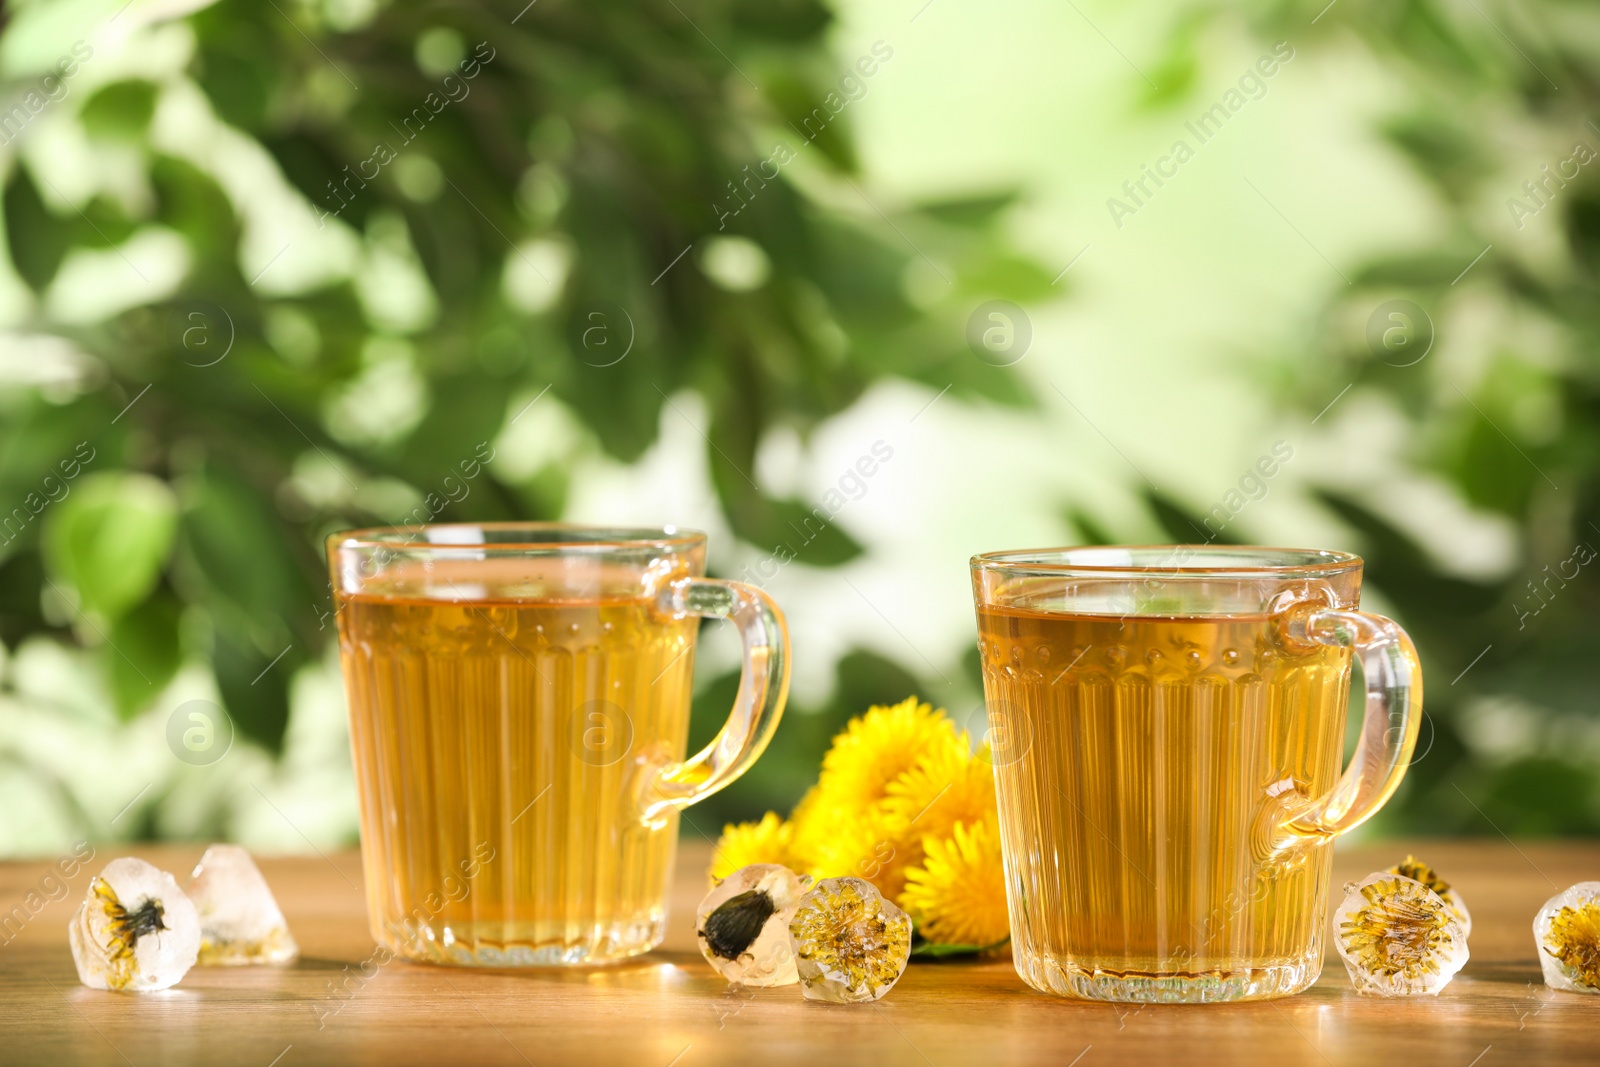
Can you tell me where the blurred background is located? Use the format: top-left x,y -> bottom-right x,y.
0,0 -> 1596,857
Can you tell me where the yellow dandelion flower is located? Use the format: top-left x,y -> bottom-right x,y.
1389,855 -> 1451,897
802,804 -> 922,901
884,740 -> 997,847
785,698 -> 980,900
815,697 -> 965,811
751,697 -> 993,907
807,739 -> 999,902
901,819 -> 1011,948
709,812 -> 795,884
1546,901 -> 1600,989
787,784 -> 832,872
790,782 -> 823,827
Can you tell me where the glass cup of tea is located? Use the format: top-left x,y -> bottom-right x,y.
328,524 -> 789,965
970,545 -> 1422,1003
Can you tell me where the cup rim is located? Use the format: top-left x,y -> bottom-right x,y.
328,521 -> 708,552
970,544 -> 1361,578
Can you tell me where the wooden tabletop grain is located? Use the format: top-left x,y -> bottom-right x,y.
2,839 -> 1598,1066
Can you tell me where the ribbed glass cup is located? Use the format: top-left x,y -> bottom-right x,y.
971,546 -> 1422,1002
330,523 -> 789,965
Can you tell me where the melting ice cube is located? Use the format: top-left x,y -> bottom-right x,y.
70,857 -> 201,992
188,844 -> 299,965
787,876 -> 912,1004
1534,881 -> 1600,994
1334,872 -> 1469,997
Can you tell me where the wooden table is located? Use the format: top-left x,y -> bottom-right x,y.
3,840 -> 1598,1066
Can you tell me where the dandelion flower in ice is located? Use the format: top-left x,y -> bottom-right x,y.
789,876 -> 912,1003
187,844 -> 298,965
1334,872 -> 1467,996
1535,882 -> 1600,993
697,863 -> 811,986
70,857 -> 200,992
1387,854 -> 1471,936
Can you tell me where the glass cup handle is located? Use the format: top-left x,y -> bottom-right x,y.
636,576 -> 790,829
1269,607 -> 1423,851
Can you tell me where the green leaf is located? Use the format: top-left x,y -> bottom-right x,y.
1136,45 -> 1198,111
703,389 -> 876,560
151,155 -> 240,268
1144,488 -> 1233,545
192,14 -> 277,130
1566,192 -> 1600,276
910,934 -> 1009,958
43,473 -> 178,622
4,168 -> 71,291
80,79 -> 161,140
1348,251 -> 1470,288
1135,11 -> 1204,111
1310,488 -> 1503,661
262,130 -> 371,231
916,191 -> 1021,229
106,595 -> 183,721
955,253 -> 1061,304
72,195 -> 140,249
170,460 -> 312,752
175,462 -> 308,642
1064,507 -> 1115,546
730,0 -> 831,40
0,550 -> 49,646
1380,110 -> 1491,199
0,403 -> 107,550
811,219 -> 917,328
761,497 -> 866,567
766,73 -> 859,173
394,377 -> 509,497
832,650 -> 927,714
212,626 -> 294,753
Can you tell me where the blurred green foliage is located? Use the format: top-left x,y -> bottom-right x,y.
0,0 -> 1044,829
2,0 -> 1598,847
1101,0 -> 1600,835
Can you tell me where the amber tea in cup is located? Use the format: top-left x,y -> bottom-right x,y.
330,524 -> 789,965
971,546 -> 1421,1002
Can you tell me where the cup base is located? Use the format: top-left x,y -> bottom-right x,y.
1016,953 -> 1320,1003
380,916 -> 668,967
